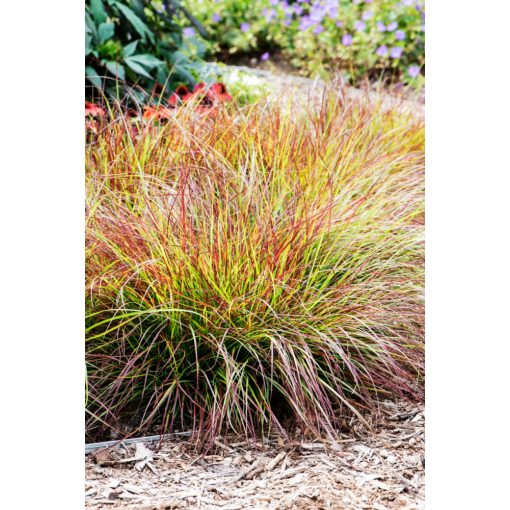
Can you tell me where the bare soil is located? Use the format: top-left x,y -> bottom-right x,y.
85,400 -> 424,509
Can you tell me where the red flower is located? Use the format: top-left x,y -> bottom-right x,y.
192,82 -> 216,106
143,106 -> 172,121
168,85 -> 194,107
85,101 -> 106,117
193,82 -> 206,93
193,82 -> 232,104
168,82 -> 233,108
208,82 -> 232,103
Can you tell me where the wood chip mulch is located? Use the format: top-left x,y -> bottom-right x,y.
85,400 -> 424,510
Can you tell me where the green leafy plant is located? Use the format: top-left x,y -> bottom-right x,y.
85,91 -> 424,443
85,0 -> 208,100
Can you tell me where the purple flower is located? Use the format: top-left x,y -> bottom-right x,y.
342,33 -> 353,46
324,0 -> 338,17
266,9 -> 277,21
390,46 -> 403,59
270,0 -> 279,4
283,19 -> 291,27
260,52 -> 270,61
240,22 -> 250,33
408,65 -> 420,78
376,45 -> 388,57
299,16 -> 314,31
354,20 -> 366,32
365,0 -> 374,3
335,21 -> 344,28
376,21 -> 386,32
211,13 -> 221,23
402,0 -> 414,5
386,21 -> 398,32
395,30 -> 406,41
313,24 -> 324,35
293,5 -> 303,15
421,23 -> 425,32
284,6 -> 293,16
309,9 -> 325,24
362,11 -> 373,21
183,27 -> 195,37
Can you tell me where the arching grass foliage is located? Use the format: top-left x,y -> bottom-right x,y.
85,91 -> 424,443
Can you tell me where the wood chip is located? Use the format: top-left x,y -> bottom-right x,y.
244,462 -> 266,480
301,442 -> 326,451
135,443 -> 154,461
123,483 -> 144,495
278,466 -> 309,480
234,460 -> 262,482
214,438 -> 235,453
108,478 -> 120,489
265,452 -> 286,471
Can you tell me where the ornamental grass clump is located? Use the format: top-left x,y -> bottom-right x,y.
85,92 -> 424,443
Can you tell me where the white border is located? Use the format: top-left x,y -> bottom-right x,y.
1,1 -> 509,508
0,1 -> 83,508
427,1 -> 510,508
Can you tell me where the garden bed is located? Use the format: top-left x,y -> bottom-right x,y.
85,400 -> 424,510
86,80 -> 425,508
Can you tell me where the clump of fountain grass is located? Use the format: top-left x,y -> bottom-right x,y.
85,91 -> 424,443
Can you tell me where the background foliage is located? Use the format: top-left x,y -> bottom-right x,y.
181,0 -> 425,85
86,1 -> 425,101
85,0 -> 207,100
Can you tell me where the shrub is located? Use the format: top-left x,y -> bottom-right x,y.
85,0 -> 208,100
181,0 -> 425,85
85,91 -> 424,443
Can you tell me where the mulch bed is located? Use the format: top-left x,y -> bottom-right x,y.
85,400 -> 424,510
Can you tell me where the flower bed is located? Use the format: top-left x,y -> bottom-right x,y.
179,0 -> 425,85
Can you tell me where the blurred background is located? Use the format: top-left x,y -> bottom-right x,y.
86,0 -> 425,102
